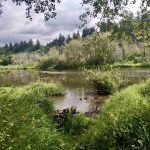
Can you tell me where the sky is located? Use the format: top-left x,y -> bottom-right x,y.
0,0 -> 141,46
0,0 -> 96,46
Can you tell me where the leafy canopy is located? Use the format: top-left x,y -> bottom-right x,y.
0,0 -> 61,20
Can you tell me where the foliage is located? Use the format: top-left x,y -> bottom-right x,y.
0,0 -> 61,20
81,0 -> 149,23
0,55 -> 12,66
79,79 -> 150,150
127,52 -> 143,63
83,33 -> 117,65
84,69 -> 118,94
26,81 -> 65,97
82,27 -> 95,38
54,108 -> 90,135
113,63 -> 150,68
64,39 -> 83,67
0,83 -> 65,150
1,39 -> 42,54
38,55 -> 68,70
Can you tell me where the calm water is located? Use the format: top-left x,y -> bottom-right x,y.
0,69 -> 150,112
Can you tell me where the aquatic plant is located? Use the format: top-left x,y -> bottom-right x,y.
85,69 -> 119,94
26,81 -> 65,97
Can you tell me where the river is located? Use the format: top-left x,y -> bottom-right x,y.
0,69 -> 150,112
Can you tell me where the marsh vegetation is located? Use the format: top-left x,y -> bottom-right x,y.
0,4 -> 150,148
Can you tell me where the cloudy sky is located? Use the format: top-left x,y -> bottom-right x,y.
0,0 -> 96,45
0,0 -> 141,46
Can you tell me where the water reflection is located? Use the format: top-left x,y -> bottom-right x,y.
0,69 -> 149,112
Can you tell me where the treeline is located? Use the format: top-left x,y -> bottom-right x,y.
3,39 -> 41,54
0,27 -> 96,55
1,12 -> 149,56
46,27 -> 95,47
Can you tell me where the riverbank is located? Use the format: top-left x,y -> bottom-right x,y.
1,77 -> 150,149
0,63 -> 150,71
113,63 -> 150,68
0,64 -> 38,70
79,78 -> 150,149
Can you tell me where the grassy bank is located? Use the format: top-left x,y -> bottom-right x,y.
79,79 -> 150,149
113,63 -> 150,68
0,62 -> 150,71
84,69 -> 119,94
0,82 -> 65,149
1,77 -> 150,149
0,64 -> 38,70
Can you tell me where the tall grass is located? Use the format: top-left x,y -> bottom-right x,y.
84,69 -> 119,94
0,82 -> 65,149
79,79 -> 150,149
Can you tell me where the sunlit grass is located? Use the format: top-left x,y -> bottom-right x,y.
80,79 -> 150,149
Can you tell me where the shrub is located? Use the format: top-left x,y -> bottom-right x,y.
0,86 -> 64,149
139,79 -> 150,97
0,56 -> 12,66
38,56 -> 59,70
53,108 -> 91,135
85,69 -> 118,94
79,79 -> 150,150
27,82 -> 65,97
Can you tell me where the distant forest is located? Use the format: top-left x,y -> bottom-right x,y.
0,27 -> 95,55
1,14 -> 147,55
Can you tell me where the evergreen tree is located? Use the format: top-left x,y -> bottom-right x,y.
82,27 -> 95,38
28,39 -> 33,47
35,39 -> 41,50
73,31 -> 80,39
4,44 -> 9,49
58,34 -> 65,46
66,35 -> 72,43
9,42 -> 13,51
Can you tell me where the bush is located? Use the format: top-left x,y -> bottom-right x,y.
38,56 -> 59,70
27,82 -> 65,97
128,52 -> 143,63
0,56 -> 12,66
56,112 -> 90,135
38,55 -> 81,70
85,69 -> 118,94
0,85 -> 65,149
79,79 -> 150,150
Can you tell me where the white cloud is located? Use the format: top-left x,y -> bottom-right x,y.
0,0 -> 141,46
0,0 -> 88,45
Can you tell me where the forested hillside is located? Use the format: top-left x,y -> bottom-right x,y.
0,19 -> 149,69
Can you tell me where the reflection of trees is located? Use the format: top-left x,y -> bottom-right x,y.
0,70 -> 39,86
40,73 -> 86,88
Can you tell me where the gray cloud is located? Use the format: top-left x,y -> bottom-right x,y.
0,0 -> 95,45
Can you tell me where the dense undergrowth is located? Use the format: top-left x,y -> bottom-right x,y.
0,79 -> 150,149
84,68 -> 120,94
0,82 -> 65,149
1,33 -> 150,71
78,79 -> 150,149
0,82 -> 90,149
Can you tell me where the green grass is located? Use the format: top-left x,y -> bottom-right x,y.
84,69 -> 119,94
0,82 -> 91,149
26,82 -> 65,97
113,63 -> 150,68
0,64 -> 38,70
79,79 -> 150,149
0,82 -> 66,149
1,75 -> 150,149
0,62 -> 149,71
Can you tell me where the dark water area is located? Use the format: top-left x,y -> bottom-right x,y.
0,69 -> 150,112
